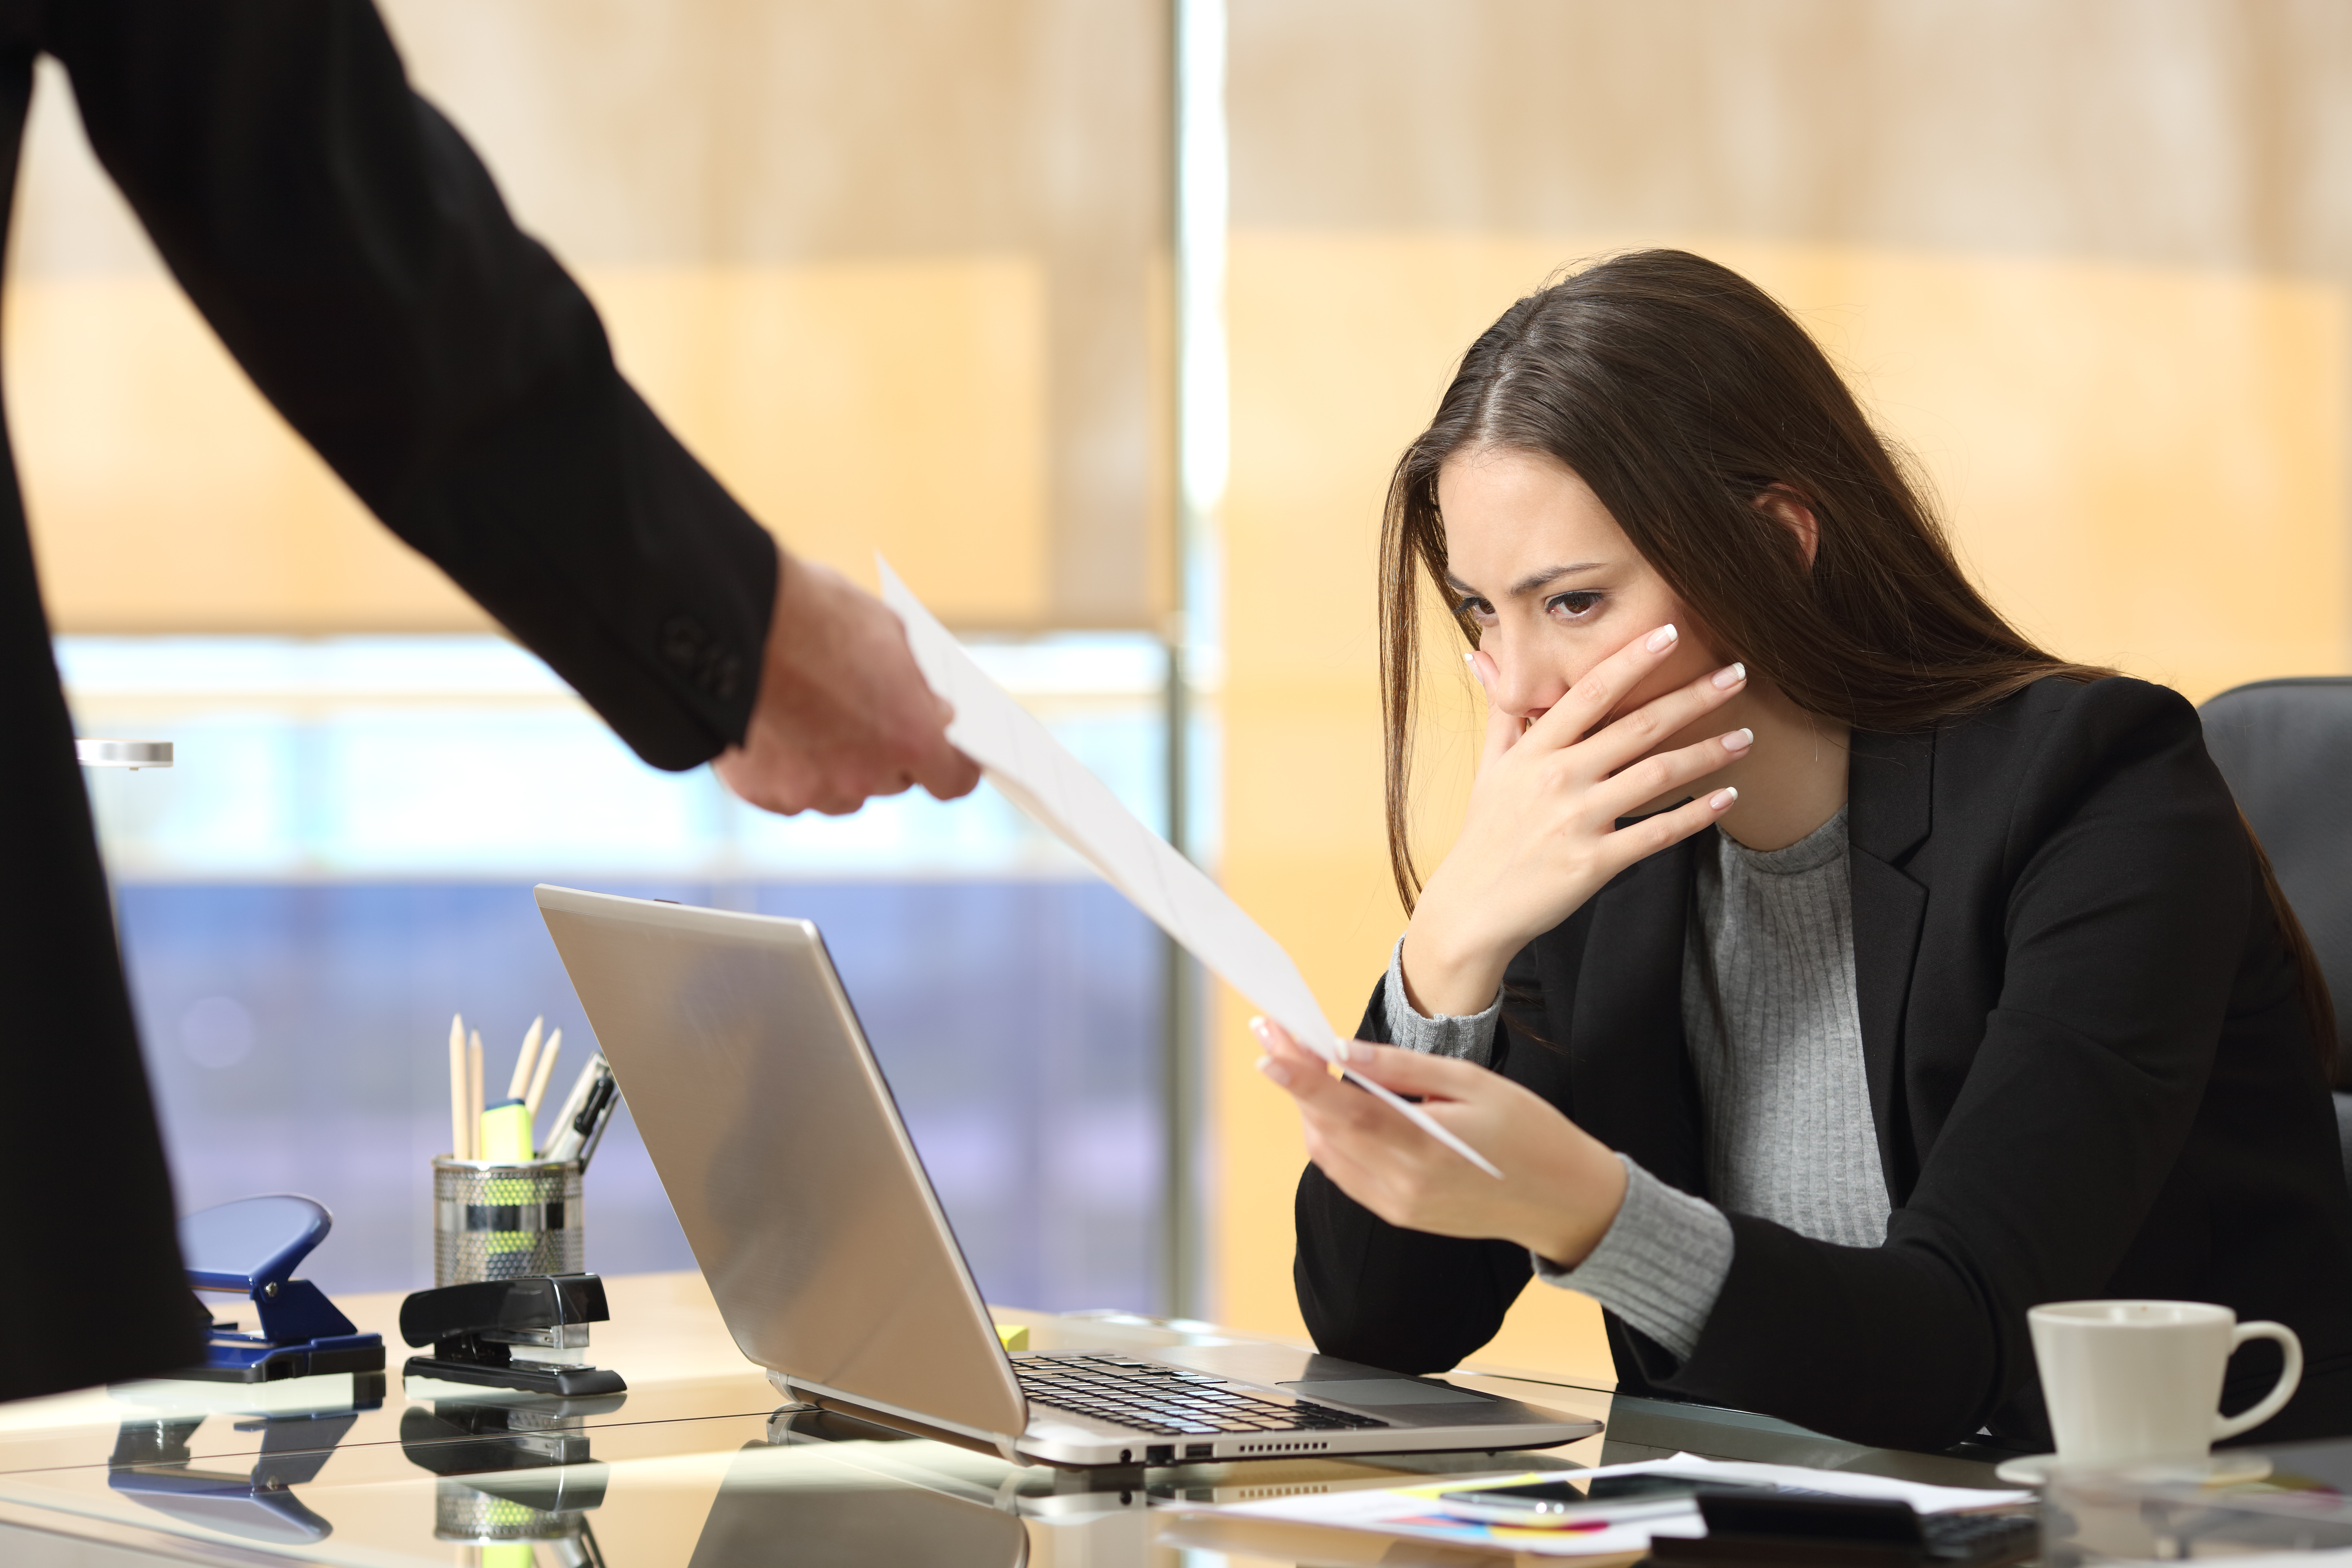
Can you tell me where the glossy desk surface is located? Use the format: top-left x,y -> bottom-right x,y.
0,1272 -> 2005,1566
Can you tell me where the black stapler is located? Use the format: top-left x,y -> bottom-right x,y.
399,1274 -> 627,1396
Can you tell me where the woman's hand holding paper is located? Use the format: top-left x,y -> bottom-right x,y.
1253,1017 -> 1628,1269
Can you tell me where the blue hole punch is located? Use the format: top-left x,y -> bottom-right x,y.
178,1195 -> 385,1385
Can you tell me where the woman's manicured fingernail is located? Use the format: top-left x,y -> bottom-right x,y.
1713,662 -> 1746,690
1256,1054 -> 1292,1088
1646,624 -> 1679,653
1709,786 -> 1739,810
1333,1036 -> 1351,1062
1722,727 -> 1753,753
1249,1016 -> 1270,1044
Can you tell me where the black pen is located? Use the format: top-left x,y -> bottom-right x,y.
571,1071 -> 619,1174
542,1052 -> 610,1163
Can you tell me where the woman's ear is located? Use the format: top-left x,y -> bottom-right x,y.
1755,484 -> 1820,569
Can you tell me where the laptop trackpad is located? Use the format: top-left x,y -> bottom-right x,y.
1279,1378 -> 1493,1405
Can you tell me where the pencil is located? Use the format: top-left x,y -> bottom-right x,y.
524,1028 -> 561,1123
448,1013 -> 468,1160
506,1016 -> 543,1102
467,1031 -> 485,1161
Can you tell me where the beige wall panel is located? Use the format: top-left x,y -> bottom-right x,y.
374,0 -> 1169,626
6,275 -> 492,635
1772,245 -> 2348,696
1213,228 -> 2347,1370
1229,0 -> 2352,280
585,259 -> 1051,624
13,258 -> 1051,633
12,0 -> 1167,632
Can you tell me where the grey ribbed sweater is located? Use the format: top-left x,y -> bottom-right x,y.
1382,808 -> 1885,1360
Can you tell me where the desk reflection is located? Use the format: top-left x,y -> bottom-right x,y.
0,1279 -> 2014,1568
405,1392 -> 623,1567
107,1410 -> 355,1546
688,1444 -> 1033,1568
6,1370 -> 1586,1568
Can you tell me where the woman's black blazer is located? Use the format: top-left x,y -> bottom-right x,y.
1295,675 -> 2352,1452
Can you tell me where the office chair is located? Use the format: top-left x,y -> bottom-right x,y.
2199,677 -> 2352,1189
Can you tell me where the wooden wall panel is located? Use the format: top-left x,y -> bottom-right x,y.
1228,0 -> 2352,278
9,258 -> 1051,632
11,0 -> 1167,634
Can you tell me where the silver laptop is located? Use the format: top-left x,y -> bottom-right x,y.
535,885 -> 1600,1466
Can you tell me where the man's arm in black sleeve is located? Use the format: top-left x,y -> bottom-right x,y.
45,0 -> 773,768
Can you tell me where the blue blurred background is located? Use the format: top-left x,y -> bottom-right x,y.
69,633 -> 1210,1314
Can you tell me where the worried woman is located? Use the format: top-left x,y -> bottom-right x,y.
1256,249 -> 2352,1453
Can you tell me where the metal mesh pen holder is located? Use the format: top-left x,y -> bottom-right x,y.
433,1156 -> 584,1287
435,1480 -> 585,1543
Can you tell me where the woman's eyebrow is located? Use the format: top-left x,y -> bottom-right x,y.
1443,562 -> 1611,599
1508,562 -> 1609,597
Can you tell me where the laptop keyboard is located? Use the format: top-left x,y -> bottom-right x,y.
1014,1354 -> 1390,1437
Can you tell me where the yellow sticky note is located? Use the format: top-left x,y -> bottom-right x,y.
994,1323 -> 1029,1353
480,1100 -> 534,1162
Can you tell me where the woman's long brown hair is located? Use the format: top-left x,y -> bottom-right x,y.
1380,249 -> 2334,1068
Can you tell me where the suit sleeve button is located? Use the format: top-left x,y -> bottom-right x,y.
661,615 -> 709,672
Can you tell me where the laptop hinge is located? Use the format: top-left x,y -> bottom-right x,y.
782,1379 -> 1026,1464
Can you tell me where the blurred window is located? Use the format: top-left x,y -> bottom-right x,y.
68,633 -> 1179,1311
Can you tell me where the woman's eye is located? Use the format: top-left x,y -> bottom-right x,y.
1455,596 -> 1497,626
1547,590 -> 1604,620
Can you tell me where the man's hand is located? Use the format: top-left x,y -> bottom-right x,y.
713,555 -> 982,815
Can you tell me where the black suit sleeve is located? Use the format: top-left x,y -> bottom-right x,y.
44,0 -> 777,768
1294,947 -> 1547,1372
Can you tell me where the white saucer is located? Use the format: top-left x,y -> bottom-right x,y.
1995,1450 -> 2274,1487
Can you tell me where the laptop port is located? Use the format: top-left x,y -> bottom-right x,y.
1145,1444 -> 1174,1464
1185,1443 -> 1212,1459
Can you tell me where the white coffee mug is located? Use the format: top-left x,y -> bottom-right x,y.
2028,1300 -> 2302,1468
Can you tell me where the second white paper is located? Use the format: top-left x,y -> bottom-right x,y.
879,558 -> 1501,1179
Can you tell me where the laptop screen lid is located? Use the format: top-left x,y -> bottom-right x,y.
534,885 -> 1026,1451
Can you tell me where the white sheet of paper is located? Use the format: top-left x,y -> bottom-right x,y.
1189,1453 -> 2033,1559
880,558 -> 1502,1178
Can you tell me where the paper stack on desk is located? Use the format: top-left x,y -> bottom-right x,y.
1170,1454 -> 2033,1559
880,559 -> 1501,1177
